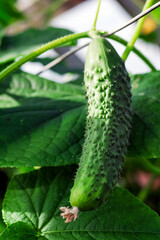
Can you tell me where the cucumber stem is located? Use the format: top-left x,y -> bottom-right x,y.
121,0 -> 154,61
92,0 -> 102,30
0,31 -> 89,82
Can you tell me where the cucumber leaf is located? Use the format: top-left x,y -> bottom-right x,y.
128,71 -> 160,160
2,167 -> 160,240
1,71 -> 160,167
0,222 -> 38,240
0,72 -> 85,167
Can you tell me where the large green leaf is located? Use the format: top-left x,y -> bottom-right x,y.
2,167 -> 160,239
1,71 -> 160,167
0,72 -> 85,167
0,71 -> 85,107
0,27 -> 76,64
128,71 -> 160,160
0,222 -> 38,240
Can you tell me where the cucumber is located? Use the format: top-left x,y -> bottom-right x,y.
60,36 -> 132,223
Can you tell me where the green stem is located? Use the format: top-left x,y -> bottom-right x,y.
108,34 -> 156,71
121,0 -> 154,61
142,159 -> 160,175
0,31 -> 89,82
92,0 -> 102,30
138,174 -> 155,202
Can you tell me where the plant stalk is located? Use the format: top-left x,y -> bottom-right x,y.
0,31 -> 89,82
92,0 -> 102,30
138,174 -> 155,202
142,159 -> 160,176
121,0 -> 154,61
108,34 -> 156,71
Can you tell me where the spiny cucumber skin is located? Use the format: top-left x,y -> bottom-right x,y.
70,37 -> 132,211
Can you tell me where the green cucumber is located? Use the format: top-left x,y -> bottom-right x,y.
60,36 -> 132,222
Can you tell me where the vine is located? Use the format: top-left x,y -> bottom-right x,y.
0,31 -> 89,82
122,0 -> 154,61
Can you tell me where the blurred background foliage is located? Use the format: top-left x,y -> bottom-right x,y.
0,0 -> 22,28
1,0 -> 160,45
